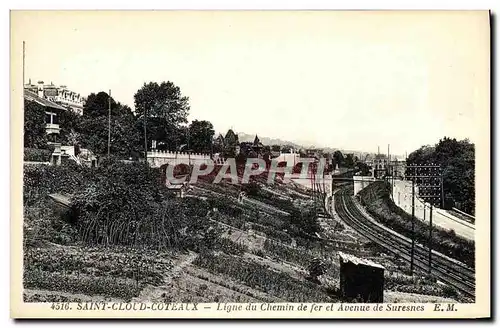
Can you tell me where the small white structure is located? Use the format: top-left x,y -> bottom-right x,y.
272,149 -> 300,166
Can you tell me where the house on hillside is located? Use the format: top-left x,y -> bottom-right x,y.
24,88 -> 67,165
24,81 -> 94,166
24,80 -> 85,115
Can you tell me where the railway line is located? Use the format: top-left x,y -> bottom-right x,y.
331,185 -> 475,299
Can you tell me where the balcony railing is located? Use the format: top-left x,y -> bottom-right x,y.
45,123 -> 60,135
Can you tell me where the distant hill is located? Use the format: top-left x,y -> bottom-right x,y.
236,132 -> 303,149
218,131 -> 403,160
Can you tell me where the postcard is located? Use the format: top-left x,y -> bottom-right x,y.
10,10 -> 491,319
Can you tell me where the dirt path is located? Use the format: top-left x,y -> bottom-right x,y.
132,251 -> 198,302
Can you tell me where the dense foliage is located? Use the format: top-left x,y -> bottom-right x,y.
24,148 -> 53,162
80,92 -> 142,158
407,137 -> 475,214
134,81 -> 189,151
24,100 -> 48,148
24,160 -> 220,250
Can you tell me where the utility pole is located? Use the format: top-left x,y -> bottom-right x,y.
406,163 -> 442,275
429,204 -> 433,273
23,41 -> 25,86
143,108 -> 148,162
441,173 -> 445,209
410,172 -> 415,275
107,90 -> 111,157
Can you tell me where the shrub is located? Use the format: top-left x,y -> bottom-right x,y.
24,148 -> 53,162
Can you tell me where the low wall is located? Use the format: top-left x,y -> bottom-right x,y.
147,150 -> 212,167
392,179 -> 474,240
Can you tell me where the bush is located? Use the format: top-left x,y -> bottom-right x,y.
24,148 -> 53,162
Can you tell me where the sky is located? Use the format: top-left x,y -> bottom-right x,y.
12,11 -> 490,156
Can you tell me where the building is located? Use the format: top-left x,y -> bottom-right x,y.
367,154 -> 389,179
389,159 -> 406,179
24,83 -> 95,166
339,252 -> 385,303
24,80 -> 85,115
24,88 -> 67,165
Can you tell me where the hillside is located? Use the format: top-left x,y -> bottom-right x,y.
23,162 -> 464,303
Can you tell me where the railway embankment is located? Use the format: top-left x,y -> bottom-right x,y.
357,181 -> 474,268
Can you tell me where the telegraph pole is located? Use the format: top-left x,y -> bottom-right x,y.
143,108 -> 148,162
410,173 -> 415,275
406,163 -> 442,275
23,41 -> 25,86
107,90 -> 111,157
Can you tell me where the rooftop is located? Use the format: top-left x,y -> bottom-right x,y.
24,90 -> 66,111
338,251 -> 385,270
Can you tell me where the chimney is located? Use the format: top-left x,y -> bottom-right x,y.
37,81 -> 44,98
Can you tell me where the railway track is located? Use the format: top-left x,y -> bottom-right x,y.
332,185 -> 475,299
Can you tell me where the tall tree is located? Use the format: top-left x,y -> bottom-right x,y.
134,81 -> 189,151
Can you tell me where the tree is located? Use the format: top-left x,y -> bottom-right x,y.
333,150 -> 344,168
24,100 -> 48,149
212,134 -> 225,154
407,137 -> 475,214
80,92 -> 141,158
356,161 -> 371,176
344,153 -> 355,168
59,108 -> 82,146
83,92 -> 121,118
134,81 -> 189,151
188,120 -> 215,153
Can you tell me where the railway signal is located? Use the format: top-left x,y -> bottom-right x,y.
405,163 -> 443,275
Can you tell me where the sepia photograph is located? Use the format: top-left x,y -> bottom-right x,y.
10,10 -> 491,319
